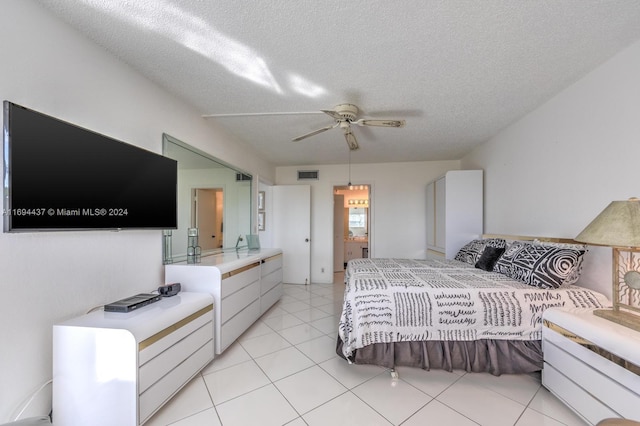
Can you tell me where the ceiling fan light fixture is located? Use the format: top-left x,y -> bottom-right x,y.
289,103 -> 405,150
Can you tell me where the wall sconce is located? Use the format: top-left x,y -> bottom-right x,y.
575,197 -> 640,331
348,199 -> 369,205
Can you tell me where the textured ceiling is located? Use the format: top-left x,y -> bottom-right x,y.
38,0 -> 640,166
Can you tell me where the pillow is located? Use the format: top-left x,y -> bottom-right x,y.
507,244 -> 586,289
493,240 -> 528,275
475,246 -> 506,271
454,238 -> 506,265
454,239 -> 486,264
532,240 -> 588,286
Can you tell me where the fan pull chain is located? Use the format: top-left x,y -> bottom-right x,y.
348,149 -> 352,188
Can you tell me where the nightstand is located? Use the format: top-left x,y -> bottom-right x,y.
542,307 -> 640,425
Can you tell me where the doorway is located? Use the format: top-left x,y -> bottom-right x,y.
333,184 -> 370,272
192,188 -> 224,251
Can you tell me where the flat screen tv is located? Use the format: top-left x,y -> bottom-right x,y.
3,101 -> 178,232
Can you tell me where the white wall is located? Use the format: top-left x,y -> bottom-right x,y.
275,160 -> 460,283
462,38 -> 640,298
0,1 -> 274,421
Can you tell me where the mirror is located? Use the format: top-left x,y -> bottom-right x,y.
162,134 -> 252,263
348,207 -> 368,238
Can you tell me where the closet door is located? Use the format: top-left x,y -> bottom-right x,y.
434,177 -> 446,250
426,171 -> 482,259
426,182 -> 435,248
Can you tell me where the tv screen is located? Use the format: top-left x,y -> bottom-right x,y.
3,101 -> 178,231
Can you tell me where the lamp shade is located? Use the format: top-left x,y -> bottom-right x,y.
575,198 -> 640,247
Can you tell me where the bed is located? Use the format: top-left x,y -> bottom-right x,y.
336,236 -> 610,375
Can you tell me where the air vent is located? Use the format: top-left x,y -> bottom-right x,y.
236,173 -> 252,181
297,170 -> 319,180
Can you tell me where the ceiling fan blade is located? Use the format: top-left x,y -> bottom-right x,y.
353,119 -> 406,128
292,123 -> 338,142
321,110 -> 344,120
344,128 -> 359,150
202,111 -> 325,118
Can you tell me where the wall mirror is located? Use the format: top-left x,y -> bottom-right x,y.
162,134 -> 252,263
348,207 -> 368,238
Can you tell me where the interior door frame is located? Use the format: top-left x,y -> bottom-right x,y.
331,181 -> 374,264
190,185 -> 225,251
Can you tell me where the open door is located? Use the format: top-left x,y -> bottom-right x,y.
273,185 -> 311,284
193,188 -> 223,250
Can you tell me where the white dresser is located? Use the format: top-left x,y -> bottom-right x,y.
53,292 -> 214,426
542,308 -> 640,425
165,248 -> 283,354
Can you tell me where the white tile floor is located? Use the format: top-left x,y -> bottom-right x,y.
146,275 -> 587,426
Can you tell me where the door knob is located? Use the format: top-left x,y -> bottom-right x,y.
305,238 -> 309,242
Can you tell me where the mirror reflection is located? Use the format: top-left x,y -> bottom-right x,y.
162,134 -> 252,263
348,207 -> 368,238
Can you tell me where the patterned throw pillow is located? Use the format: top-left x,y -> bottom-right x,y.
533,240 -> 588,286
493,240 -> 522,275
454,238 -> 506,265
504,243 -> 586,289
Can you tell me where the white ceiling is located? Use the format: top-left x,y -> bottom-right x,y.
39,0 -> 640,166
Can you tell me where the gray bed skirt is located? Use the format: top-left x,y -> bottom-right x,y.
336,338 -> 542,376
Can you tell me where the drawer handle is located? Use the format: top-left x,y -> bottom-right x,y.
263,253 -> 283,263
139,304 -> 213,351
221,262 -> 260,280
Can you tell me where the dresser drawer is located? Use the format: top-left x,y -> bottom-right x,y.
260,268 -> 282,295
221,280 -> 260,324
261,254 -> 282,276
139,305 -> 213,365
261,283 -> 282,313
220,298 -> 260,352
139,342 -> 213,423
544,340 -> 639,418
544,322 -> 640,395
220,262 -> 260,298
543,362 -> 617,425
139,322 -> 213,393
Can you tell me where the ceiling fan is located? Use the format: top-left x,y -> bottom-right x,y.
292,104 -> 405,150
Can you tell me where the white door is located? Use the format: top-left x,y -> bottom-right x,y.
273,185 -> 311,284
333,194 -> 345,272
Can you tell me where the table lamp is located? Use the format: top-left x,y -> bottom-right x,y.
575,197 -> 640,331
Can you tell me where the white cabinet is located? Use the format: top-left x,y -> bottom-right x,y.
344,240 -> 368,263
542,308 -> 640,425
53,292 -> 214,426
165,248 -> 283,354
426,170 -> 483,259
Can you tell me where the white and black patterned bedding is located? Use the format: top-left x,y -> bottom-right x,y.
338,258 -> 609,359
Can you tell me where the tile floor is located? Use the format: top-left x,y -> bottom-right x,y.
146,275 -> 587,426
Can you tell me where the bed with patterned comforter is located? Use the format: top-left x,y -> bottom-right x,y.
337,257 -> 609,374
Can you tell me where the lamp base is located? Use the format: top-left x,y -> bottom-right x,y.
594,309 -> 640,333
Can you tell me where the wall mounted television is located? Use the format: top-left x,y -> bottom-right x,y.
2,101 -> 178,232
